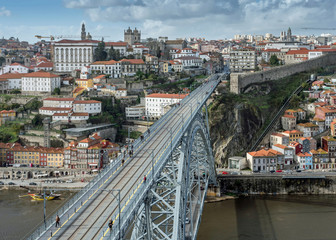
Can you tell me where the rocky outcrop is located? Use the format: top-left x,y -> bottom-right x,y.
209,95 -> 263,167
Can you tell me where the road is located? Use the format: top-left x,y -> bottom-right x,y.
36,75 -> 221,240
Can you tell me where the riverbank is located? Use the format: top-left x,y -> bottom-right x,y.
0,176 -> 92,190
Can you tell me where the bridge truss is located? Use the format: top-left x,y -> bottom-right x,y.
129,113 -> 217,240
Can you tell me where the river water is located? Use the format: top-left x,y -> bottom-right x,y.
2,190 -> 336,240
197,195 -> 336,240
0,189 -> 75,240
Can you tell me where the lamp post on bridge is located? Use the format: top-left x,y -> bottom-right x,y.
105,189 -> 121,240
142,148 -> 155,181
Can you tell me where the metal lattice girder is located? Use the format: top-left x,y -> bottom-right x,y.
130,113 -> 216,240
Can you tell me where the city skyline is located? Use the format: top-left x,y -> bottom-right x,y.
0,0 -> 336,43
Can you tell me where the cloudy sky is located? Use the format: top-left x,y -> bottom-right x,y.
0,0 -> 335,43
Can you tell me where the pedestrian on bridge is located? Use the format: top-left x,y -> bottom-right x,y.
55,215 -> 60,228
144,175 -> 147,183
108,219 -> 113,232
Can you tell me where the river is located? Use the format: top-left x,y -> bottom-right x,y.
2,190 -> 336,240
197,195 -> 336,240
0,189 -> 75,240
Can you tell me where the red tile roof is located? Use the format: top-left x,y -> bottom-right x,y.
24,70 -> 59,78
248,149 -> 283,157
73,100 -> 101,104
120,59 -> 145,64
44,97 -> 74,101
40,107 -> 71,111
146,93 -> 188,99
105,42 -> 128,47
56,39 -> 100,44
0,73 -> 25,79
36,62 -> 53,68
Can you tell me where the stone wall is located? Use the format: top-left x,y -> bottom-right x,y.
230,53 -> 336,94
219,175 -> 336,195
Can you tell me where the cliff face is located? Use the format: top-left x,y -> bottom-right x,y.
209,97 -> 263,166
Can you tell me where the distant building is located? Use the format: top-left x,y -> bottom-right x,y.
246,149 -> 284,171
53,39 -> 99,72
22,70 -> 61,94
126,105 -> 146,119
124,27 -> 141,45
145,93 -> 188,119
229,50 -> 256,72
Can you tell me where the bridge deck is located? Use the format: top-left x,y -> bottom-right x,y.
36,76 -> 220,240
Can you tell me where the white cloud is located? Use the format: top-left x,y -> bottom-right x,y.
64,0 -> 336,39
0,7 -> 11,17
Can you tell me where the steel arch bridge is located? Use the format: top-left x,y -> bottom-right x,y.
28,74 -> 222,240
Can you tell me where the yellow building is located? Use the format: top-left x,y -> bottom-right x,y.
75,79 -> 93,89
162,62 -> 171,73
13,146 -> 40,166
46,148 -> 64,168
72,87 -> 85,98
0,110 -> 16,126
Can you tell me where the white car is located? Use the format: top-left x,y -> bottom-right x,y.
66,179 -> 73,183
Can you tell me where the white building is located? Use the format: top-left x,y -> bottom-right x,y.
145,93 -> 188,119
34,62 -> 53,72
1,63 -> 29,74
174,56 -> 202,68
246,149 -> 284,171
73,100 -> 101,115
272,144 -> 294,165
52,112 -> 89,122
22,71 -> 61,94
126,105 -> 146,119
53,39 -> 99,72
105,42 -> 128,57
229,50 -> 257,73
0,73 -> 25,90
171,48 -> 198,59
43,97 -> 75,108
90,60 -> 121,78
39,107 -> 72,116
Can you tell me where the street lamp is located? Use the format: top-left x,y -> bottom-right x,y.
141,148 -> 155,181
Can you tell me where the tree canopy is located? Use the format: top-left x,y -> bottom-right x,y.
269,55 -> 280,66
94,41 -> 107,61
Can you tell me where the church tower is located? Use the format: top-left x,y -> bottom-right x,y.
287,27 -> 292,42
81,23 -> 86,40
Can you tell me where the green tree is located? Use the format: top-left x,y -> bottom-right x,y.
11,89 -> 21,94
25,99 -> 42,111
94,41 -> 107,61
51,139 -> 64,148
269,55 -> 280,66
0,57 -> 5,66
52,87 -> 61,95
108,46 -> 116,60
32,114 -> 43,127
136,70 -> 144,80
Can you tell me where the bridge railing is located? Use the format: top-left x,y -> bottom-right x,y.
101,78 -> 221,239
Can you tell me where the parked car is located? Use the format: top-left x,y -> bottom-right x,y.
8,182 -> 16,185
221,171 -> 228,175
253,170 -> 260,173
29,182 -> 37,186
0,181 -> 4,185
296,169 -> 302,173
276,170 -> 283,173
66,179 -> 73,183
270,170 -> 275,173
